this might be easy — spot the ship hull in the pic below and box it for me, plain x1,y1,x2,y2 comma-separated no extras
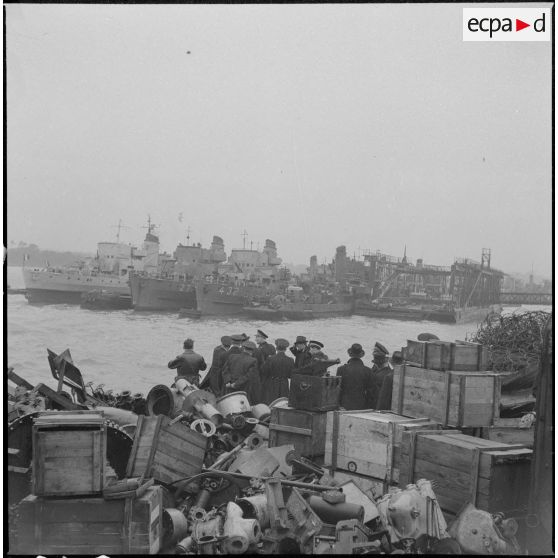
243,302,354,321
195,281,273,316
354,301,502,324
129,274,196,311
80,290,133,310
22,268,130,304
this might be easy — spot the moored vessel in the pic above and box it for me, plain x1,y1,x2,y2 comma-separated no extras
353,249,504,324
22,219,160,305
130,235,227,311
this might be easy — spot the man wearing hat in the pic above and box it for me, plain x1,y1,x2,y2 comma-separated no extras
370,342,392,410
199,335,232,396
295,341,340,376
168,338,207,387
254,329,276,377
260,338,295,404
222,340,261,405
289,335,313,369
336,343,374,410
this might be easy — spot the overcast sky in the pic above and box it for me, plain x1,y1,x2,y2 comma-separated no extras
5,3,552,276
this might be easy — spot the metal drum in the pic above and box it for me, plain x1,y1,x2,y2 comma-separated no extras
216,392,251,416
146,384,185,417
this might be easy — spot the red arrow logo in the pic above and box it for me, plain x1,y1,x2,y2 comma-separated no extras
516,19,530,31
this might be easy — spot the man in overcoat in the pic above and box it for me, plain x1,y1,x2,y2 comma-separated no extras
254,329,276,378
222,340,261,404
199,335,232,395
289,335,312,369
260,338,295,404
336,343,374,410
370,342,393,410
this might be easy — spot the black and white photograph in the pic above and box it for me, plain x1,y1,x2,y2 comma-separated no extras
5,2,553,555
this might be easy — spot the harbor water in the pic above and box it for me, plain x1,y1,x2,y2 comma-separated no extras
6,267,541,395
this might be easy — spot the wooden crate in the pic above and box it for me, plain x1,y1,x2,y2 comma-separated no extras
398,430,532,515
126,415,207,484
480,418,535,448
32,411,106,497
289,374,341,411
268,407,328,458
391,364,500,428
15,485,163,555
404,340,488,371
324,410,441,485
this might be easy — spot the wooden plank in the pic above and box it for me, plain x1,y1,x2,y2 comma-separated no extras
412,457,472,495
155,441,206,470
7,368,35,390
480,426,534,448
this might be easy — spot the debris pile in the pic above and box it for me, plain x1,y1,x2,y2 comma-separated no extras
470,311,550,391
8,343,535,554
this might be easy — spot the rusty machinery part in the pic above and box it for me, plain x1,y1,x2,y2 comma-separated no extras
103,419,135,479
449,503,520,555
229,413,247,430
190,418,217,437
162,508,189,548
191,513,225,544
171,470,244,503
175,536,194,554
223,501,262,554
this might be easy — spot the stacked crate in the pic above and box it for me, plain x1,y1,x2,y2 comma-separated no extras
323,410,441,499
15,411,163,555
391,339,533,518
269,374,341,460
394,340,500,428
398,429,532,517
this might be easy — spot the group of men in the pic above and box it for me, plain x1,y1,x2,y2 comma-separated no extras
167,331,402,410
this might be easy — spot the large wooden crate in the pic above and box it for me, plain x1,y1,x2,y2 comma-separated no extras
404,340,488,371
391,364,500,428
480,418,535,448
15,485,163,555
127,415,207,484
268,407,328,458
289,374,341,411
32,411,106,497
324,410,441,485
399,430,532,515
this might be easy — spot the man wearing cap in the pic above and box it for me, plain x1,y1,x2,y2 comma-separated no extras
289,335,312,369
199,335,232,395
254,330,276,376
260,338,295,404
168,338,207,387
336,343,374,410
222,340,261,404
370,342,393,410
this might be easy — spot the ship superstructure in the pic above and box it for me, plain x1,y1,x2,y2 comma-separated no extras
22,221,160,304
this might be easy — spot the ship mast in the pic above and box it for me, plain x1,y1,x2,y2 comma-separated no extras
113,219,130,243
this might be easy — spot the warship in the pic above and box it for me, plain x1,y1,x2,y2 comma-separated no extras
22,220,160,305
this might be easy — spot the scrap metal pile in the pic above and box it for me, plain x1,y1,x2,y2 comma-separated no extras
469,310,550,392
8,348,527,555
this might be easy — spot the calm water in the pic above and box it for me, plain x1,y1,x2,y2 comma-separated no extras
6,267,541,395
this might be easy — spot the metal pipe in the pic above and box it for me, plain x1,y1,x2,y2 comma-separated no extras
200,468,342,491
